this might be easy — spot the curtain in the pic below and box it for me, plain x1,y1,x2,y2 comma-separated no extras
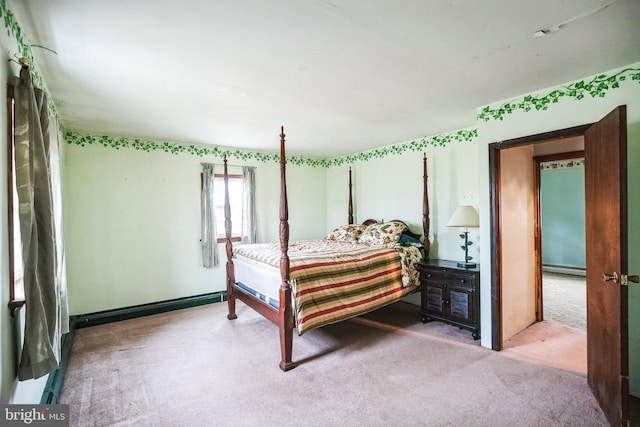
49,122,70,340
242,166,257,244
12,65,68,380
201,163,218,267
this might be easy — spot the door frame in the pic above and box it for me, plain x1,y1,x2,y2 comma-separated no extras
488,123,592,350
533,150,585,322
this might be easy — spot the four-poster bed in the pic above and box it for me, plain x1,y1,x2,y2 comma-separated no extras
223,127,430,371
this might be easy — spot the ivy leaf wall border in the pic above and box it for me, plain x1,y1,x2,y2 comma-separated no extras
3,1,638,168
63,64,640,167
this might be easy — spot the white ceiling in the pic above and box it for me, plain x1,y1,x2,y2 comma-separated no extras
9,0,640,158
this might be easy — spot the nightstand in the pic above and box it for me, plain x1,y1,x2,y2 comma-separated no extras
419,259,480,339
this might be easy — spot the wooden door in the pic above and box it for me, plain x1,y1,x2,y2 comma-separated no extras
584,105,629,426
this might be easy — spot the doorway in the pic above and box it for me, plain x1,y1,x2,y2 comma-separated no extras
491,136,588,372
488,125,590,350
535,150,586,333
488,107,634,425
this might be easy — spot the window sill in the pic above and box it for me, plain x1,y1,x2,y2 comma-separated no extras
216,237,242,244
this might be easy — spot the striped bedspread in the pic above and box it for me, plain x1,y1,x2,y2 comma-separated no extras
233,240,422,335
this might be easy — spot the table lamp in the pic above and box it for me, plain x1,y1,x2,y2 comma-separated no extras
446,205,479,268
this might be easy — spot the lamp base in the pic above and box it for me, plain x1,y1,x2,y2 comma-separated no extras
457,261,477,269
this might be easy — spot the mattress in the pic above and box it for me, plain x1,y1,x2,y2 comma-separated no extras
233,253,281,309
232,240,422,335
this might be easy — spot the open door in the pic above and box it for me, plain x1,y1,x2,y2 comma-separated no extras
584,105,629,426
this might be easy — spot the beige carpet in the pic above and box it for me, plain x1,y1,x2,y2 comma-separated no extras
542,272,586,330
59,301,607,427
502,272,587,374
502,320,587,374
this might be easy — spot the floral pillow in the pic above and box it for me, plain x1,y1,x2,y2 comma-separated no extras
359,221,407,247
325,224,367,243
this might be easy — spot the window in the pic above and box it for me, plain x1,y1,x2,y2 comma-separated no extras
201,164,256,269
214,174,244,242
11,175,24,299
7,84,24,302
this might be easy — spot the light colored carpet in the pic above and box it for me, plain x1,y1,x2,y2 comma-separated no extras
542,272,586,330
502,320,586,374
502,272,587,375
59,301,607,427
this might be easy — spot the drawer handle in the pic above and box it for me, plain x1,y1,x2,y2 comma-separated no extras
460,279,466,283
427,273,431,278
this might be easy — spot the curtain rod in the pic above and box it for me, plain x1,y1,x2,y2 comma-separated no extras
200,162,251,168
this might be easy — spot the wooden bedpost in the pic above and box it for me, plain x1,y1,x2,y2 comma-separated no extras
224,155,238,320
278,126,295,371
422,153,431,259
348,167,354,224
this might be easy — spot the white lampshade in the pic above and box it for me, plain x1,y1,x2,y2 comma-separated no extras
446,205,479,228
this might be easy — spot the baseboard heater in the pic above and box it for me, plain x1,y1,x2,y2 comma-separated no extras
41,291,227,404
542,265,586,276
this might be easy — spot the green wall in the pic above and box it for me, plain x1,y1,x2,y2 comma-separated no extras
63,143,327,315
540,166,586,269
326,138,480,264
628,118,640,397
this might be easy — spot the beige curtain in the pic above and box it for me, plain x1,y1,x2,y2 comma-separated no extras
12,65,69,380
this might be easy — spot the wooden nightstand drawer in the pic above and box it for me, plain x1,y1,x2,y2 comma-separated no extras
421,268,447,283
448,272,476,290
419,259,480,339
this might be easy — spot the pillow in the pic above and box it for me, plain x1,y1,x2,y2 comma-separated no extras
399,233,423,247
325,224,367,243
359,221,407,247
